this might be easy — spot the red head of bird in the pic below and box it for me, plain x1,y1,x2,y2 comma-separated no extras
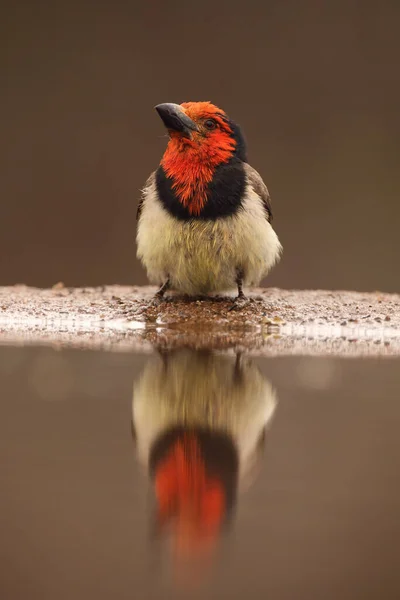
155,101,247,216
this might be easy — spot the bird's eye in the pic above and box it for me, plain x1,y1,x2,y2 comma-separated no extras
204,118,217,130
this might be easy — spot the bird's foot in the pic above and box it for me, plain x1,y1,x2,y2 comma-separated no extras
228,294,250,311
150,294,166,307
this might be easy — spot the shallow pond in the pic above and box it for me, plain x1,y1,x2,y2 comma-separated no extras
1,345,399,599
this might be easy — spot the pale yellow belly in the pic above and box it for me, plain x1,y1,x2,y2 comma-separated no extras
137,189,282,295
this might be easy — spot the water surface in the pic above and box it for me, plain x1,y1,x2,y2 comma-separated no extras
1,346,399,599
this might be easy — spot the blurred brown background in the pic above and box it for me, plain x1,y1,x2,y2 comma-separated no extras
1,0,399,292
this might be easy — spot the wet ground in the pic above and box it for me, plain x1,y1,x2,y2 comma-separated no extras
1,285,400,356
1,287,400,599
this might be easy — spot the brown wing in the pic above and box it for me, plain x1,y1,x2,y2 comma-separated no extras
243,163,273,222
136,172,156,221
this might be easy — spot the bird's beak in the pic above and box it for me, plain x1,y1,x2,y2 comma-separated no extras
155,103,198,137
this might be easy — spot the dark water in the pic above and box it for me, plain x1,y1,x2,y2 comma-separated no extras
1,346,399,600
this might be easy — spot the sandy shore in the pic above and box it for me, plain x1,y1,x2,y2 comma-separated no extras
0,285,399,357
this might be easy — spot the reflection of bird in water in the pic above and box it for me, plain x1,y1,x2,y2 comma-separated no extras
132,349,277,585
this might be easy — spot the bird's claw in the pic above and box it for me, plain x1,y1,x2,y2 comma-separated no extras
150,295,165,307
228,295,250,311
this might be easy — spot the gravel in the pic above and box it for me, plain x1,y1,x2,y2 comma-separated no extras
0,284,399,357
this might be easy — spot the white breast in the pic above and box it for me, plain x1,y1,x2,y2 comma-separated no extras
136,177,282,295
132,351,277,483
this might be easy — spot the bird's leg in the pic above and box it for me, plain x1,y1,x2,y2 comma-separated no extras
236,271,246,301
152,278,170,305
156,347,170,373
233,352,244,384
156,278,170,298
229,270,250,310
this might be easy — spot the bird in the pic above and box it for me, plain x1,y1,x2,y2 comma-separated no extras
131,349,278,577
136,101,282,306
